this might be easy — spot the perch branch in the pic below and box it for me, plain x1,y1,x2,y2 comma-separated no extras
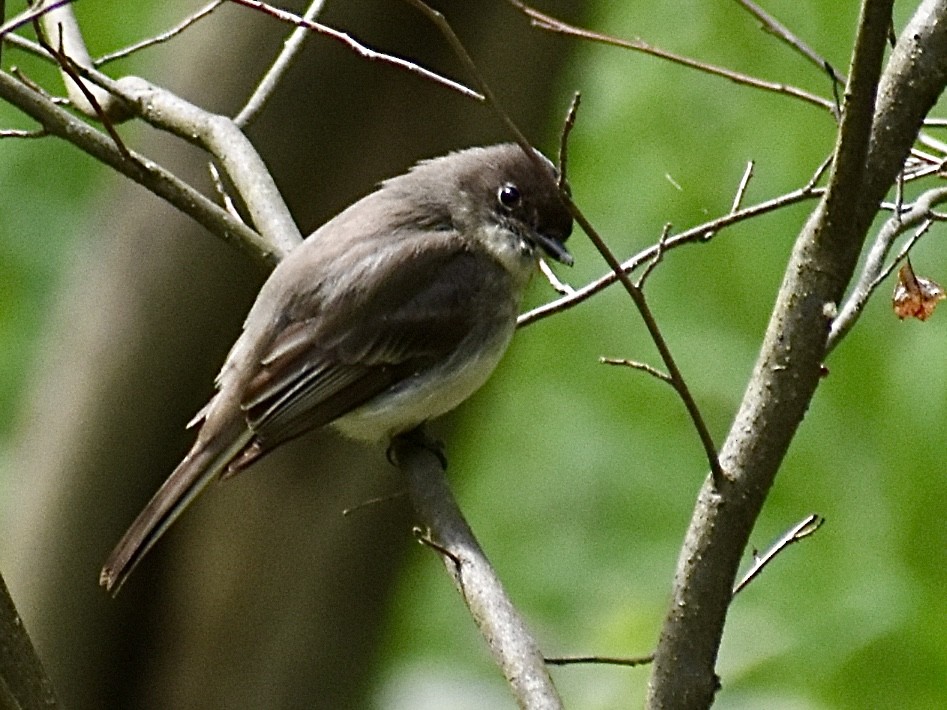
390,433,562,710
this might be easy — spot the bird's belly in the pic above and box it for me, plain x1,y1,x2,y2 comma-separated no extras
332,322,515,442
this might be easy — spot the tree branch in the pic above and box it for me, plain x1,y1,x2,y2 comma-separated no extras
648,1,947,706
518,173,826,328
23,2,301,259
0,69,282,265
389,433,562,710
509,0,835,115
234,0,327,129
0,571,60,709
828,185,947,351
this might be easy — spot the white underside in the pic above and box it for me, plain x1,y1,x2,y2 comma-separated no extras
331,321,515,442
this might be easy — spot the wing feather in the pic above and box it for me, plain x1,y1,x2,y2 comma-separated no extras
228,234,514,472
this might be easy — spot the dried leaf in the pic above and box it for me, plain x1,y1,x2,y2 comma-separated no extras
892,261,945,321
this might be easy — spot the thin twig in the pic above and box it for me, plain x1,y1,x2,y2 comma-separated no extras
732,514,825,595
95,0,225,65
0,126,46,137
508,0,834,115
600,357,672,384
805,154,834,190
519,166,827,328
735,0,947,169
413,526,462,570
207,160,245,222
34,18,132,159
867,220,931,289
636,222,672,288
0,0,73,41
731,160,755,213
539,258,575,295
557,91,580,189
228,0,483,101
828,185,947,351
732,0,843,93
10,66,65,103
341,491,406,517
0,32,48,60
894,169,905,217
546,653,654,668
235,0,326,128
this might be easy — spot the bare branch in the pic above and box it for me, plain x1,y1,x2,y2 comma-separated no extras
732,514,825,595
390,432,563,710
0,571,60,709
228,0,483,101
828,185,947,351
733,0,843,90
0,32,48,61
35,1,128,121
518,172,826,328
5,7,301,262
35,20,132,158
235,0,326,128
52,61,302,256
0,0,73,41
95,0,225,65
509,0,835,114
0,70,279,265
648,1,944,705
9,4,303,258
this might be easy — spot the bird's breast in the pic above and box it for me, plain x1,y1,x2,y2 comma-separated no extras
331,315,516,442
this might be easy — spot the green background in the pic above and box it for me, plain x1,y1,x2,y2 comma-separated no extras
2,2,944,708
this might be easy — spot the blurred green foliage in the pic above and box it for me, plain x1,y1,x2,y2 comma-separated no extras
1,2,944,709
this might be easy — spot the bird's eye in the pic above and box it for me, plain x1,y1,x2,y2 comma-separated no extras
497,183,521,209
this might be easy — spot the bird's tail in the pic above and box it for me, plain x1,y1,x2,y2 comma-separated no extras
99,427,252,595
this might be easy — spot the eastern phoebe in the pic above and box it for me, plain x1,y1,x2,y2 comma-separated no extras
100,143,573,593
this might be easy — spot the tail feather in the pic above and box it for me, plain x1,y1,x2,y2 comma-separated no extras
100,428,253,595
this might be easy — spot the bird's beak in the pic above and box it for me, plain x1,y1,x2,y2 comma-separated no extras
533,232,574,266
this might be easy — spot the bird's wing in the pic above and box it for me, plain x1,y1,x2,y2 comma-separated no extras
228,238,512,471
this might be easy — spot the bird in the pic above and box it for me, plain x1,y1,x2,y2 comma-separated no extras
99,143,574,593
